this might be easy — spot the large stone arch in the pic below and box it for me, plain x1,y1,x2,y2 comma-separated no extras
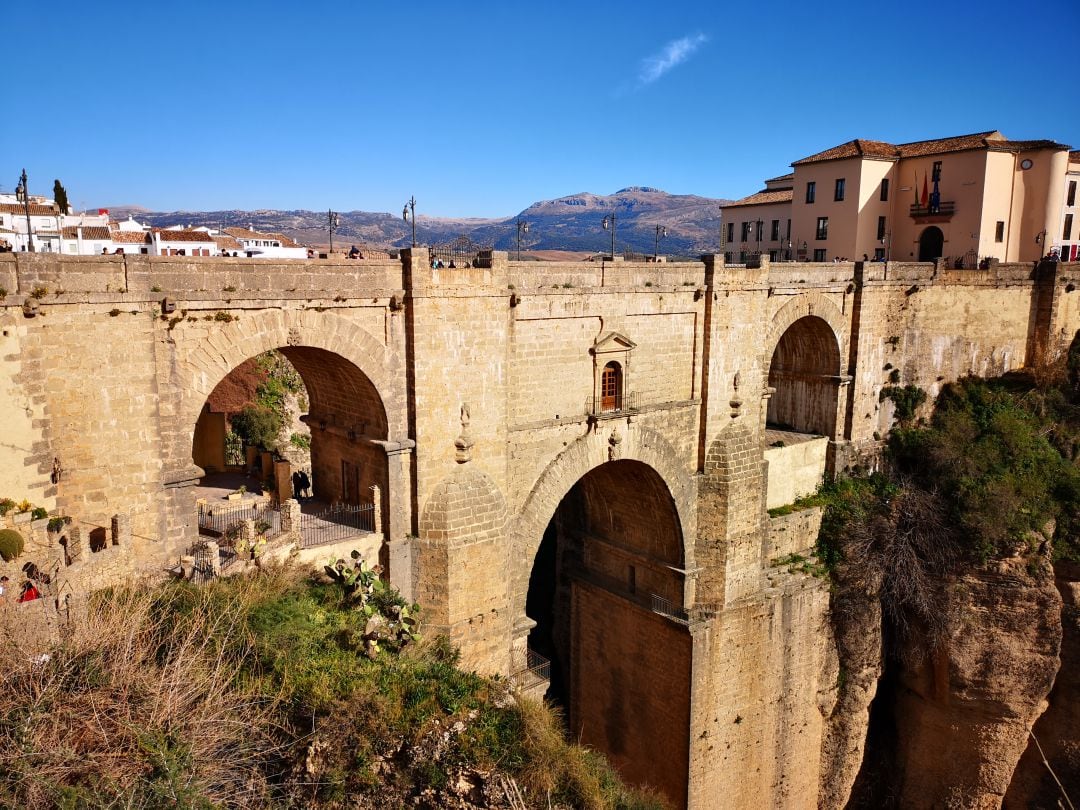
512,425,695,808
764,292,848,370
765,294,848,439
510,423,696,620
173,308,399,444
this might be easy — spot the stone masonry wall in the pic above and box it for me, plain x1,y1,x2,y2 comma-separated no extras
3,252,1080,809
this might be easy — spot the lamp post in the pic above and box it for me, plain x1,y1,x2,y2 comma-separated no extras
1035,229,1048,259
15,169,34,253
880,230,892,262
514,217,530,261
402,196,417,248
718,204,724,254
654,225,667,259
602,212,617,259
327,210,340,254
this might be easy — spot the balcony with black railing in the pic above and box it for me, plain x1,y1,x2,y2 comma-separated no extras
584,391,639,418
909,201,955,221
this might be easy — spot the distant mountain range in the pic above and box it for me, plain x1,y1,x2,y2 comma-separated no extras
104,187,732,256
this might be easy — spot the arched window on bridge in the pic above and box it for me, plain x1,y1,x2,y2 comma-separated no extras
600,361,623,412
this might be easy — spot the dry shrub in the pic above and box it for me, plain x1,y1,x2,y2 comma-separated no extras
514,696,667,810
836,480,960,658
0,580,281,808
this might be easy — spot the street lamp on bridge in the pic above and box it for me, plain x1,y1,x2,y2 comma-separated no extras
515,217,529,261
601,212,617,259
15,169,34,253
327,210,340,254
654,225,667,259
402,196,417,248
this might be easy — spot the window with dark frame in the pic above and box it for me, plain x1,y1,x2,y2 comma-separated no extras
786,219,791,239
813,248,827,262
834,178,845,201
1069,181,1077,208
932,161,942,182
770,220,780,240
726,222,734,243
815,217,828,240
806,182,816,203
995,221,1005,243
741,221,750,241
880,178,889,201
877,216,886,240
1065,214,1074,242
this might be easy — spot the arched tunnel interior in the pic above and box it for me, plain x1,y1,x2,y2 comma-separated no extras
192,346,390,530
767,315,842,437
525,459,691,806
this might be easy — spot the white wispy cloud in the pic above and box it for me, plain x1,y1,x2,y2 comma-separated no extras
638,33,708,86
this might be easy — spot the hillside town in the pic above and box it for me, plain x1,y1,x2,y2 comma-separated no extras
0,191,308,258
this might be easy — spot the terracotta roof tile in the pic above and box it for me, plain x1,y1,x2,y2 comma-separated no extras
223,227,300,247
153,228,216,243
213,234,243,251
61,226,112,240
1071,151,1080,164
763,172,794,183
793,131,1070,167
792,138,898,165
110,230,151,244
0,202,60,216
720,189,794,208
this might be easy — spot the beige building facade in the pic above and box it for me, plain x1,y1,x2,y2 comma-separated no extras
723,130,1072,266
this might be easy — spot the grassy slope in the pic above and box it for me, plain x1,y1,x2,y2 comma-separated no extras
0,568,664,810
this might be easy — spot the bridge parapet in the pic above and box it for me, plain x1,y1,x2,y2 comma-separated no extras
0,253,405,298
507,258,706,291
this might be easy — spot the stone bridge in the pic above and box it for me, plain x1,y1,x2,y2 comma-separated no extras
2,250,1079,808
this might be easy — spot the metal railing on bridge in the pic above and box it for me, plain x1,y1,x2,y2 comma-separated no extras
585,391,639,417
513,648,552,689
298,503,376,548
197,501,281,539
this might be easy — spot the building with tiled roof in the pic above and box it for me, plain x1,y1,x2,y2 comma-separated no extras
222,226,307,259
0,190,122,254
153,228,217,256
722,129,1074,264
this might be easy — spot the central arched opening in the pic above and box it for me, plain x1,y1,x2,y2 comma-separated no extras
191,346,389,561
767,315,841,438
525,459,690,807
766,315,841,508
918,225,944,261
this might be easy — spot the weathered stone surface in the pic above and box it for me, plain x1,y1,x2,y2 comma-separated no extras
889,555,1062,809
1,252,1079,809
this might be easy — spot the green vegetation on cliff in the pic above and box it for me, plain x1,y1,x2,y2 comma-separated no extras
807,340,1080,650
0,566,661,810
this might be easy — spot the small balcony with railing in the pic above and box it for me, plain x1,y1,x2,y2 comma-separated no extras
584,391,639,419
909,200,955,223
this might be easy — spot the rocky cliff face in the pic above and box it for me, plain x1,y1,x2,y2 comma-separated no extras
888,552,1062,808
1004,559,1080,809
818,555,883,809
831,549,1065,810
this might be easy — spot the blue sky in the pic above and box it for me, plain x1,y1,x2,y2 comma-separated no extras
4,0,1077,218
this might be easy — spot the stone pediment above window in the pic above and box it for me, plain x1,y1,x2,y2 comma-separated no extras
591,332,637,356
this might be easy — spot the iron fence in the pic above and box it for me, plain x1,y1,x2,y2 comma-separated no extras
197,501,280,538
429,236,494,269
650,593,691,626
513,648,551,688
185,539,246,584
299,503,376,548
584,391,639,417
